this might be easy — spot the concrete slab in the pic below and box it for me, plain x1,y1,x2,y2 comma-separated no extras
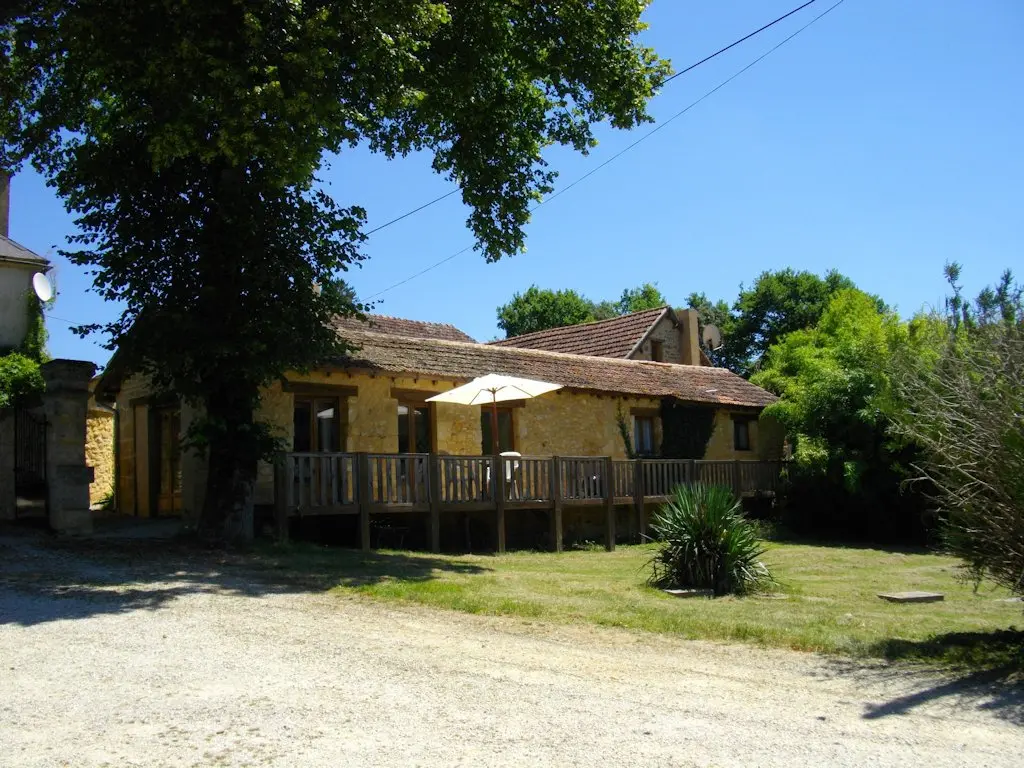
664,588,714,599
877,591,945,604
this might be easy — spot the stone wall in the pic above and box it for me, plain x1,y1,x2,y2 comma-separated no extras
514,391,662,458
111,367,784,516
41,359,96,534
86,407,114,506
631,315,683,364
702,410,786,461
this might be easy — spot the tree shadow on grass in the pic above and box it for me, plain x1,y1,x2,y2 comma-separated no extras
829,629,1024,727
0,532,490,627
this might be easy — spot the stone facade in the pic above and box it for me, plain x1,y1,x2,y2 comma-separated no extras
86,406,114,507
630,315,684,364
110,368,782,520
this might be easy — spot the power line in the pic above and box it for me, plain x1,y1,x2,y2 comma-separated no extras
364,189,459,236
363,0,823,239
365,0,846,301
662,0,820,85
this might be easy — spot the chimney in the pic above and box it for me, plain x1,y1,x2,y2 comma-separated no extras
0,171,9,238
679,308,701,366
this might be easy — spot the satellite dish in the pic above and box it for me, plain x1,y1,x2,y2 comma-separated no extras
32,272,53,302
701,324,723,351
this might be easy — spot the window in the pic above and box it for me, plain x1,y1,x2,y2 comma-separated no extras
397,403,432,453
650,340,664,362
481,408,515,454
733,418,752,452
633,415,655,456
293,396,343,452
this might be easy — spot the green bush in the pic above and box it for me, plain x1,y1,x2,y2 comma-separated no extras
648,484,771,596
0,352,45,409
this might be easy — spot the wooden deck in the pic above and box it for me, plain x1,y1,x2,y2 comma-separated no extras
273,453,787,552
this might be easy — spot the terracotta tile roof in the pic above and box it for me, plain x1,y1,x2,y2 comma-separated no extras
336,329,776,409
489,306,670,358
332,314,475,343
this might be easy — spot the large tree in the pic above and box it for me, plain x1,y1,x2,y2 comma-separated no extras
752,289,927,541
498,281,667,336
720,269,871,376
2,1,669,542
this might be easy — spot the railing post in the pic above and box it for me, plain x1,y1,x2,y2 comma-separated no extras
428,454,441,553
633,458,645,541
356,452,371,551
494,455,506,553
273,457,290,543
603,456,615,552
688,459,697,486
550,456,563,553
733,459,742,499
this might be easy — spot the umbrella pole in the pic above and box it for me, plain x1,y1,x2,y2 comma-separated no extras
491,390,500,456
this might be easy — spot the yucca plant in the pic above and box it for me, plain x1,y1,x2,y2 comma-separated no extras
648,484,771,596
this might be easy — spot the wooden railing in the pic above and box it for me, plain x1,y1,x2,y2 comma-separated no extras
275,453,787,551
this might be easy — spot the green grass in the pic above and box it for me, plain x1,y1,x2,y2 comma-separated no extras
255,541,1023,672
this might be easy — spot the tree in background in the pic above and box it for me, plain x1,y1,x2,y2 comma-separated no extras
718,269,870,376
2,1,669,543
498,282,667,337
752,289,927,541
496,286,596,337
892,266,1023,593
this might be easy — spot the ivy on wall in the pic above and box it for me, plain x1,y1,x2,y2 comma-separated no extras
659,398,716,459
0,293,48,409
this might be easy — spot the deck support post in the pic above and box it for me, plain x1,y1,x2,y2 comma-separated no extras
494,455,506,553
428,454,441,553
356,452,371,551
633,458,645,542
273,459,290,542
688,459,697,487
550,456,563,552
603,456,615,552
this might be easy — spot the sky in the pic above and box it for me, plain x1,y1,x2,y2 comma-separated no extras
6,0,1023,367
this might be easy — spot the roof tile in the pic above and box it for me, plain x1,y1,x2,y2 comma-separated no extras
489,306,669,358
337,329,776,409
333,314,475,343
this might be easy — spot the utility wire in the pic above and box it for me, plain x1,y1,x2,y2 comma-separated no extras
661,0,820,85
363,0,822,239
365,0,846,301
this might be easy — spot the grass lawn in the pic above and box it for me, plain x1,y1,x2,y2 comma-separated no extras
260,541,1023,670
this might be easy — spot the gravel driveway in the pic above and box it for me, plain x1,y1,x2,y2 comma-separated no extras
1,533,1021,767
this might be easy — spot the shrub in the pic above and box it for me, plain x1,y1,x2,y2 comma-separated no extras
648,484,771,596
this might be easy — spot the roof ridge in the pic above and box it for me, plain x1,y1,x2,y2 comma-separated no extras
490,305,669,345
346,327,728,376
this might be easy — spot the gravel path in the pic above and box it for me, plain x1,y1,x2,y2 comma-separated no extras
1,534,1021,767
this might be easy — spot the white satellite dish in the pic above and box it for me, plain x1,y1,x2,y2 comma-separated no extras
701,324,723,351
32,272,53,302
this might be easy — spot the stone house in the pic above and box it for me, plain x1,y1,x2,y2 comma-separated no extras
96,310,782,521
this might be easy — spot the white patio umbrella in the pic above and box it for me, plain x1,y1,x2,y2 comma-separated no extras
426,373,562,454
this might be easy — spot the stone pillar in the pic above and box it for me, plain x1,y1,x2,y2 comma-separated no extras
41,359,97,535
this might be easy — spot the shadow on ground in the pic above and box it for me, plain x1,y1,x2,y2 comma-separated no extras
828,629,1024,727
0,528,489,627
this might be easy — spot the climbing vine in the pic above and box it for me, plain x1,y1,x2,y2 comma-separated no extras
615,402,636,459
659,399,716,459
0,293,47,409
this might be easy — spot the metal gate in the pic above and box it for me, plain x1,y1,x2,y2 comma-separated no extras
13,408,47,515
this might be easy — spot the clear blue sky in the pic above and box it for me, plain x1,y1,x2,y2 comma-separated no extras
7,0,1022,367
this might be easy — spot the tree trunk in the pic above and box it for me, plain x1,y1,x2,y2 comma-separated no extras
198,392,258,546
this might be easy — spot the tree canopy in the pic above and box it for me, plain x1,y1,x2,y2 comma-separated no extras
497,282,666,337
1,1,669,542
